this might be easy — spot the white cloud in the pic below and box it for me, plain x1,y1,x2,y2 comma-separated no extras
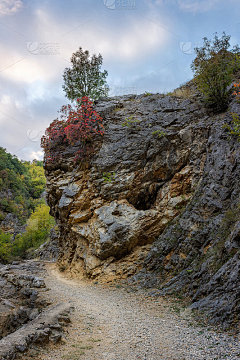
145,0,220,12
144,0,164,9
28,150,44,161
0,0,23,16
26,82,51,103
0,9,168,85
44,10,169,63
0,95,11,105
177,0,219,13
0,5,175,160
0,47,63,84
3,0,234,161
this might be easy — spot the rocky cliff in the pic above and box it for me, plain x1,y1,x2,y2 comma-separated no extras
44,91,240,328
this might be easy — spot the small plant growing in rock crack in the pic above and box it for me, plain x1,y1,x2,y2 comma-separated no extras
233,83,240,102
223,83,240,140
102,172,116,183
223,112,240,142
59,265,66,272
144,91,152,96
113,107,122,112
152,130,166,138
121,115,141,127
87,338,101,342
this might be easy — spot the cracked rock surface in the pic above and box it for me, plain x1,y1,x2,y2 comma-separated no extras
0,261,72,360
44,93,240,327
0,261,47,340
45,94,208,278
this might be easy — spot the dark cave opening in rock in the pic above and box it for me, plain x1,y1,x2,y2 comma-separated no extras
128,182,164,210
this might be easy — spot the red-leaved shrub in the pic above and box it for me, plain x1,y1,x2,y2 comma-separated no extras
41,97,104,164
233,83,240,101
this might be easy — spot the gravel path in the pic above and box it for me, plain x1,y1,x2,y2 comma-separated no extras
33,263,240,360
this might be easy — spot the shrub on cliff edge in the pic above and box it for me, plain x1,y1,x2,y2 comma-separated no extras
191,32,240,112
41,96,104,164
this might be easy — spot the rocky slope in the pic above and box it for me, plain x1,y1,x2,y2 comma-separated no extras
0,261,72,360
0,214,26,239
44,92,240,328
0,261,47,340
34,227,60,262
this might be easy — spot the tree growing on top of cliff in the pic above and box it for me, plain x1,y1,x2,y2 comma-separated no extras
191,32,240,112
62,47,109,102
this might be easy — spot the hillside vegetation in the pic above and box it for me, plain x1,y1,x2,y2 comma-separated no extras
0,147,46,223
0,201,55,262
0,148,55,263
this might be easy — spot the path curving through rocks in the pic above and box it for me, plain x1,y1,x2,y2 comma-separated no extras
31,263,240,360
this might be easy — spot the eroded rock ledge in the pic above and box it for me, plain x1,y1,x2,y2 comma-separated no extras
0,302,72,360
44,93,209,278
0,262,47,340
44,92,240,328
0,261,72,360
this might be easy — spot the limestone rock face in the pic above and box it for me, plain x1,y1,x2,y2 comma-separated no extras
44,93,240,327
139,99,240,329
44,94,208,278
35,227,60,261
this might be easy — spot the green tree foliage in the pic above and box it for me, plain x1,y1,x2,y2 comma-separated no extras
0,201,55,262
62,47,108,102
0,231,12,263
13,201,55,258
25,161,46,198
0,148,46,223
191,32,240,111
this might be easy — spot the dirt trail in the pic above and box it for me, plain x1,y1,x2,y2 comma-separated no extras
32,263,239,360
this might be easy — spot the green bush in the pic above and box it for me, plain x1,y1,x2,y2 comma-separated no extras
191,32,240,111
0,231,12,263
0,201,55,262
0,212,5,222
152,130,166,138
0,148,46,223
12,201,55,258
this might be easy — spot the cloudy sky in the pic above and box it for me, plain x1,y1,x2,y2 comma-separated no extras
0,0,239,161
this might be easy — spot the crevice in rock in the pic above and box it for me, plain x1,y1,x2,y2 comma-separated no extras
69,243,77,264
129,182,164,210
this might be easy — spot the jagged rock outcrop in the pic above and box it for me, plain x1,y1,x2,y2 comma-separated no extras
0,302,72,360
0,214,26,238
45,94,208,276
139,100,240,329
44,92,240,328
0,261,72,359
35,227,60,261
0,262,47,340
